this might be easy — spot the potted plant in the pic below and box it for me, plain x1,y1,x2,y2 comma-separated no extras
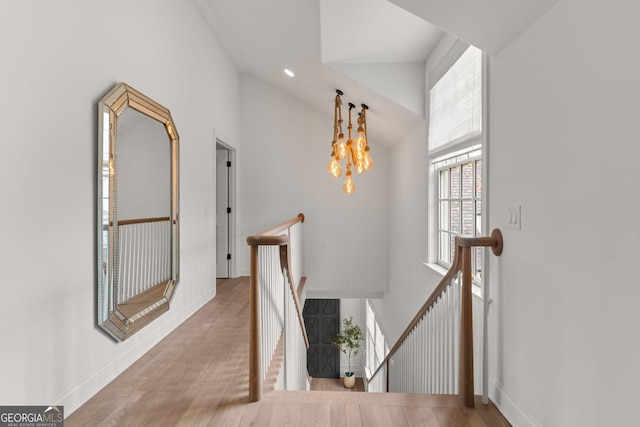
332,316,364,389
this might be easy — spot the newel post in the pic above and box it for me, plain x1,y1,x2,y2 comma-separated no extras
459,244,474,407
248,244,262,402
458,229,503,408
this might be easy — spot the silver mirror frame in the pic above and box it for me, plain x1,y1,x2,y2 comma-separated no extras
97,83,179,341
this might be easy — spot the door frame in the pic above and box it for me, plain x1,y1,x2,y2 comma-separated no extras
215,138,236,278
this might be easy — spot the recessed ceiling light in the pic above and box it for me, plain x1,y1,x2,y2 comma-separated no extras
284,68,295,77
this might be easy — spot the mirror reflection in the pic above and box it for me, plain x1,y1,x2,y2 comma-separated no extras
98,83,179,341
117,108,171,219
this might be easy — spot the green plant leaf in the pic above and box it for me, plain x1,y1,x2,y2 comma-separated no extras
332,316,364,374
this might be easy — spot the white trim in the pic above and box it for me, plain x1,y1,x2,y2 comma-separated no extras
480,50,491,405
490,379,542,427
431,142,482,165
423,261,448,277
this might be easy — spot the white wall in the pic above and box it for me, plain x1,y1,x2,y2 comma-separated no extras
369,121,438,342
329,62,426,115
0,0,239,414
237,75,391,298
488,0,640,425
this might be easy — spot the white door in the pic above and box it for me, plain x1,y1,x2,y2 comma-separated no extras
216,147,230,278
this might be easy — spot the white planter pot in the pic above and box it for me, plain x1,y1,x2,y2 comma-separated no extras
343,373,356,389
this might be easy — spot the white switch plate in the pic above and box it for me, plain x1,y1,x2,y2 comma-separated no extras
506,205,521,230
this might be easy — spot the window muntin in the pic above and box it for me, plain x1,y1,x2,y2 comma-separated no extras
434,148,482,278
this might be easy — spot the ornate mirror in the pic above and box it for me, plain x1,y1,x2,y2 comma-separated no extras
97,83,179,341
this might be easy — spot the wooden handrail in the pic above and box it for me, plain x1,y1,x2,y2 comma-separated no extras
247,213,305,242
246,212,308,348
246,234,289,247
113,216,170,226
367,229,503,407
246,213,308,402
279,244,309,350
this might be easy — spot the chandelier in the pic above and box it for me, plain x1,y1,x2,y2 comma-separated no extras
327,89,373,194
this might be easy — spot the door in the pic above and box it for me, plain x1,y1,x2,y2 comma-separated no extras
303,299,340,378
215,144,231,278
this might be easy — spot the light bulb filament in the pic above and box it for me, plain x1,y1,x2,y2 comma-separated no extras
343,169,355,194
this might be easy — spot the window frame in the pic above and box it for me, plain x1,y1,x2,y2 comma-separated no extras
433,146,482,272
426,44,489,290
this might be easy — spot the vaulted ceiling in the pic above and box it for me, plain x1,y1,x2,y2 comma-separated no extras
192,0,558,147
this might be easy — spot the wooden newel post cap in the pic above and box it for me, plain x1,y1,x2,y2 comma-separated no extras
491,229,503,256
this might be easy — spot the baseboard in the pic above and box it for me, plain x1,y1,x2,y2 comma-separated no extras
490,378,542,427
60,288,217,416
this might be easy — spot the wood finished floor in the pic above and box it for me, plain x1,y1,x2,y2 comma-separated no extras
310,377,365,392
67,277,510,427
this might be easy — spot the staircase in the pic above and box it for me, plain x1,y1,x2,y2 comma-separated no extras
247,213,510,425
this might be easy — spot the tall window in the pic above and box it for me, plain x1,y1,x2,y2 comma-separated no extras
428,45,484,280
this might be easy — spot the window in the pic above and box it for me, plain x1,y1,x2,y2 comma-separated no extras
428,45,484,280
434,148,483,278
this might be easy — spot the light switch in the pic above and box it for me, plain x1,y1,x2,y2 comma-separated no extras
506,206,521,230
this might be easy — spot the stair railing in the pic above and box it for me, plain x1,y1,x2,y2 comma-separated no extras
367,229,503,407
246,213,308,402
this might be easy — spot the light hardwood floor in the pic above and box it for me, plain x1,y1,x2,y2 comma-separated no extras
67,277,510,426
311,377,365,392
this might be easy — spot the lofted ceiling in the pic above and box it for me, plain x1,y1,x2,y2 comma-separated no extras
192,0,559,147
